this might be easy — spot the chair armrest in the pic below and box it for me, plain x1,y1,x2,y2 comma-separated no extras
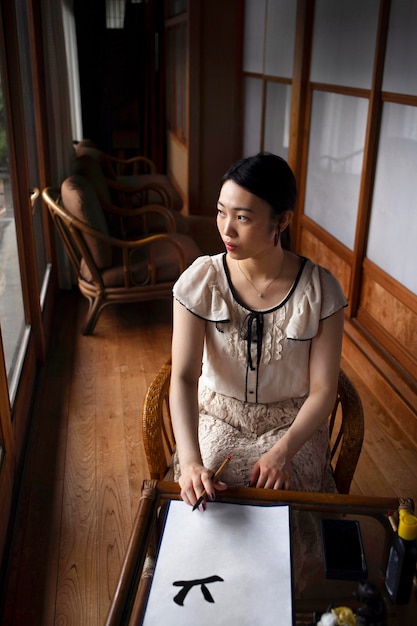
64,216,190,280
120,233,190,284
69,217,187,257
53,204,178,248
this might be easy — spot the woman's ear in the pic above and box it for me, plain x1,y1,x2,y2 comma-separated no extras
278,210,293,232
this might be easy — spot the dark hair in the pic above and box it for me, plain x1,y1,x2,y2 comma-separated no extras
221,152,297,217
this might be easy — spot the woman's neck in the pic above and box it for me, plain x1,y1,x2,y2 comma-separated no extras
236,248,285,282
233,249,286,300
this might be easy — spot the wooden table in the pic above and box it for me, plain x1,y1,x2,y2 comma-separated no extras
106,480,416,626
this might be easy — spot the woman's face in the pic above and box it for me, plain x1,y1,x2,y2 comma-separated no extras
216,180,277,260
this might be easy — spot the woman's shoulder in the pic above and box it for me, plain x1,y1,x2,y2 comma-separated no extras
173,253,230,321
283,257,346,339
297,257,347,315
174,253,225,284
302,257,344,291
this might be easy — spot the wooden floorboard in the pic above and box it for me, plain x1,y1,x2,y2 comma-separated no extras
1,291,417,625
341,357,417,503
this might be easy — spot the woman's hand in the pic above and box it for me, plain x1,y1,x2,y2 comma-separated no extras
249,446,292,490
179,464,228,510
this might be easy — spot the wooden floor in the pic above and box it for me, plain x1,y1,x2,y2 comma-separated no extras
2,290,417,625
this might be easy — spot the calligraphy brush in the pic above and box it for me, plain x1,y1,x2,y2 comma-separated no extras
192,455,232,511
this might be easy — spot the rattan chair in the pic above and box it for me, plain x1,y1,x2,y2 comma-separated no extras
141,363,364,494
42,178,200,335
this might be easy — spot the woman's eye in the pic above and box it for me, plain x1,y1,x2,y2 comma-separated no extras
237,214,248,222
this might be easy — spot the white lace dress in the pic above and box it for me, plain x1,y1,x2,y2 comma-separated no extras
172,253,347,493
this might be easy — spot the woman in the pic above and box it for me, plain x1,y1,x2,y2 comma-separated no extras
170,153,347,510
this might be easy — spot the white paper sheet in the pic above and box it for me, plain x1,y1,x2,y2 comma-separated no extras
142,500,293,625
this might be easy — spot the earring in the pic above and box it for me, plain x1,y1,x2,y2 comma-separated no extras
274,231,280,247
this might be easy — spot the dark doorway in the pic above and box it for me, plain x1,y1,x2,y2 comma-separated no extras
73,0,166,170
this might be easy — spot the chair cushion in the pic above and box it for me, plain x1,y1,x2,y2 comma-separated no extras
61,175,112,272
117,174,183,211
71,155,113,205
101,234,200,287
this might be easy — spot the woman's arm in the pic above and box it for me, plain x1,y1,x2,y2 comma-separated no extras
250,307,345,489
170,298,227,507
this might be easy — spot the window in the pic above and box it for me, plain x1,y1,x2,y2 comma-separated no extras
0,69,27,393
105,0,126,29
242,0,296,156
304,92,368,250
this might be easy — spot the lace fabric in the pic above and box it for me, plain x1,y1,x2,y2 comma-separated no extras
173,384,337,493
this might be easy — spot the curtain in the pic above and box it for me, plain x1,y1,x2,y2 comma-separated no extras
41,0,82,287
62,0,83,143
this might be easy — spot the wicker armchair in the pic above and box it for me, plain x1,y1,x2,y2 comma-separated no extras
142,362,364,494
73,139,183,211
42,177,200,335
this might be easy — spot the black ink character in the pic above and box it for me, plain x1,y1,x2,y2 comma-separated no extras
173,575,224,606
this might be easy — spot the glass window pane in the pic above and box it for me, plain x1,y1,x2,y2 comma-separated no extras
264,82,292,160
310,0,379,89
265,0,296,78
382,0,417,96
243,0,266,73
16,1,47,300
243,77,263,156
0,64,27,389
367,103,417,294
304,91,368,250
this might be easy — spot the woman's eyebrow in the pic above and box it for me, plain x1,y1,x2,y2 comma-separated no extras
217,201,255,213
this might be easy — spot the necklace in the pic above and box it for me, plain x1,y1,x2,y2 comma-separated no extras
237,256,285,298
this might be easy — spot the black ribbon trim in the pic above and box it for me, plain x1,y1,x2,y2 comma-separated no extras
245,311,264,371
